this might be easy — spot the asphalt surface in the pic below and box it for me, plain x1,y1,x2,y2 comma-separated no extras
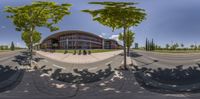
1,50,200,99
131,50,200,68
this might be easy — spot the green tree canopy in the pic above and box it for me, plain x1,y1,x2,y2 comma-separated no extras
5,1,72,65
5,1,71,32
118,30,135,55
22,31,41,48
83,2,146,31
166,44,170,49
190,45,194,49
181,43,184,48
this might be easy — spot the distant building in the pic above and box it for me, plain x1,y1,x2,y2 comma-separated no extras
135,43,139,49
36,30,121,50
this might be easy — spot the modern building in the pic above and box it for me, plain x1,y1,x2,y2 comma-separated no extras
37,30,121,50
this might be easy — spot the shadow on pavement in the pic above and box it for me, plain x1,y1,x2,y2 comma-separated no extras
129,52,143,58
0,65,24,93
34,57,45,62
0,65,17,82
119,52,143,58
41,66,114,83
12,51,30,66
129,52,159,66
134,64,200,93
133,58,158,67
12,51,45,66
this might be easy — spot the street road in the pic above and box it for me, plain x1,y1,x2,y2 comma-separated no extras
0,50,200,99
131,50,200,68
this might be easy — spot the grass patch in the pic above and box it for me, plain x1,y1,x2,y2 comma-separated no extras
0,50,10,52
132,49,200,53
55,50,74,53
55,49,120,53
153,50,200,53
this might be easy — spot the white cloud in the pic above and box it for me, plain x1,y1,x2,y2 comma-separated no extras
98,35,103,37
99,32,107,38
129,26,134,30
16,42,21,47
109,34,119,40
109,34,122,45
16,42,26,48
101,32,106,36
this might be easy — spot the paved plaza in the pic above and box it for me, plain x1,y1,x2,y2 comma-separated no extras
36,50,123,64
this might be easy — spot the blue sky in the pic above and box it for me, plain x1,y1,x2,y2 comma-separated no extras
0,0,200,47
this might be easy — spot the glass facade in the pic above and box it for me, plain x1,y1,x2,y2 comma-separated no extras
41,31,120,49
59,33,103,49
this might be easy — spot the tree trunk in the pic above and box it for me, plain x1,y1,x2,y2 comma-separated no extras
29,27,34,67
123,27,127,70
127,47,130,56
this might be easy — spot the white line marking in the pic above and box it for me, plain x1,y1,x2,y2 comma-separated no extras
149,56,157,60
52,64,66,70
88,67,98,71
194,59,200,62
164,94,187,97
0,55,15,61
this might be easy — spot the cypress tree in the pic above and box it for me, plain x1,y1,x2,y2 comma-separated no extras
150,39,152,51
146,38,148,51
152,39,154,51
147,39,150,51
147,39,149,51
10,41,15,51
